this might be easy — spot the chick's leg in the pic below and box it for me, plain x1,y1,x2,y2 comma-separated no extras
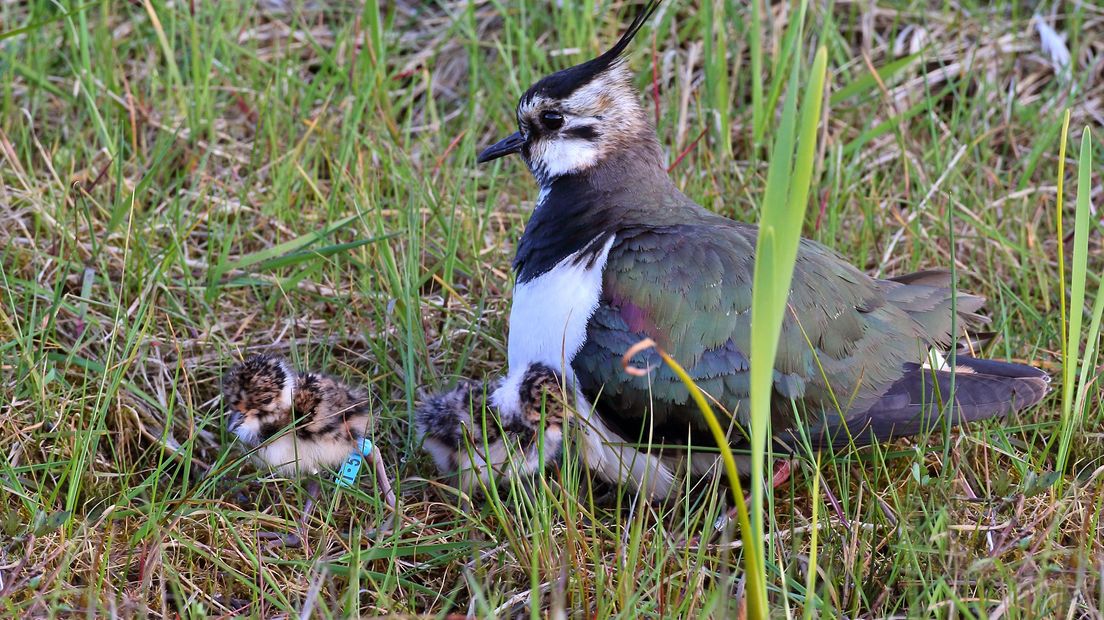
257,479,321,549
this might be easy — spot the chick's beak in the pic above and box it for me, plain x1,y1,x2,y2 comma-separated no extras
477,131,525,163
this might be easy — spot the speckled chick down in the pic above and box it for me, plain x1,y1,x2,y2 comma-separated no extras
222,354,375,476
416,363,569,492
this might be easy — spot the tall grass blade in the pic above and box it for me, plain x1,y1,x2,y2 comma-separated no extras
748,44,828,617
651,347,756,612
1056,128,1097,476
1054,110,1071,429
801,452,822,620
749,0,764,150
831,52,920,106
205,214,359,297
759,0,809,143
704,0,731,158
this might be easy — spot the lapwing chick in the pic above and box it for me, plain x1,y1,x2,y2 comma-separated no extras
475,0,1050,500
222,354,395,544
416,363,568,494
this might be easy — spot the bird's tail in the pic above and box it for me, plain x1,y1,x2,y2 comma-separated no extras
795,355,1050,449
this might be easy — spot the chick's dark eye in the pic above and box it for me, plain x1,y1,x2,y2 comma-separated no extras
540,111,564,131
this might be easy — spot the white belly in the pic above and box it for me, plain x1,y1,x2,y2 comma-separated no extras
507,236,615,370
491,233,677,498
493,235,615,414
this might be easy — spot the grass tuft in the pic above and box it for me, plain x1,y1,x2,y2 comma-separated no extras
1,1,1101,617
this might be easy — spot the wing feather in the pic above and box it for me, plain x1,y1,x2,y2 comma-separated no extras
573,222,1038,448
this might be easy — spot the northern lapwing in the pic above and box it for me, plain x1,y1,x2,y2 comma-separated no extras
222,354,395,545
417,363,569,493
475,0,1050,499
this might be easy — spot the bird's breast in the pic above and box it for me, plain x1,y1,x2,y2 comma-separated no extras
506,234,615,375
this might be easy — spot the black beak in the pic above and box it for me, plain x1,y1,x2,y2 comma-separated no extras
227,410,242,432
477,132,525,163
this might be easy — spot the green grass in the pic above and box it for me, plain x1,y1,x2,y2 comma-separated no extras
2,1,1103,617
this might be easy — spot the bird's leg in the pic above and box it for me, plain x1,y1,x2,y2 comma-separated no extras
302,478,320,522
705,459,852,542
819,473,849,525
710,459,794,534
366,449,398,535
769,458,793,489
258,479,321,549
371,449,396,511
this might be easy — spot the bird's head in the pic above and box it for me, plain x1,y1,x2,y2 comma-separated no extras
477,1,663,187
222,354,296,447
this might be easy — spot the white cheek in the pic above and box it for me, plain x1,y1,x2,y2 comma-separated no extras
234,419,261,446
537,138,599,178
278,360,296,408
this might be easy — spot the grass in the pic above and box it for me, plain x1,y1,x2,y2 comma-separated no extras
2,0,1103,617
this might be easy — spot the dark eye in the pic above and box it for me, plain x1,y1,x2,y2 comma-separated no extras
540,110,564,131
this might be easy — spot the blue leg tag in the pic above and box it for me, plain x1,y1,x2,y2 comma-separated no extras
335,437,374,488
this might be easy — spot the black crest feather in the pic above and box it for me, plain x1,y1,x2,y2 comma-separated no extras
522,0,662,104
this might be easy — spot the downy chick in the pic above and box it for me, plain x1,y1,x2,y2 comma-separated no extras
416,363,568,493
223,354,376,475
222,353,396,524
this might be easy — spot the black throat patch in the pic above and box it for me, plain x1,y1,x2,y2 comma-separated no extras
513,175,619,284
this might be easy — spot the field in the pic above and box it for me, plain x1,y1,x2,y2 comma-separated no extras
2,0,1103,617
